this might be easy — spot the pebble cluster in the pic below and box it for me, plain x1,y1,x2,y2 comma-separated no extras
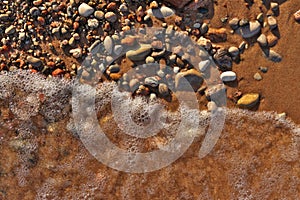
0,0,299,110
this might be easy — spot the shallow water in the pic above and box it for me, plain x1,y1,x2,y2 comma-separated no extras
0,71,299,199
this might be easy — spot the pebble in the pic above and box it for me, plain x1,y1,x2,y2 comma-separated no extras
129,79,140,92
267,34,278,47
294,10,300,21
158,83,169,96
108,65,120,73
207,101,217,112
144,77,159,87
213,48,232,71
270,2,279,12
78,3,94,17
175,69,203,91
126,44,152,61
105,12,117,23
198,60,210,72
94,11,104,20
147,6,175,19
173,66,180,74
220,71,237,82
239,18,249,27
267,16,277,30
228,46,240,57
264,49,282,62
238,21,261,38
193,23,201,29
88,19,99,28
69,48,82,58
205,84,226,101
5,25,16,35
104,36,114,55
257,34,268,47
256,13,264,23
229,17,239,30
237,93,260,108
114,45,123,55
253,72,262,81
29,7,40,17
146,56,155,64
200,23,209,34
150,93,157,101
27,56,42,67
259,66,268,73
0,14,9,22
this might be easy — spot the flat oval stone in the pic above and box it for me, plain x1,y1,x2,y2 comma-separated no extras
104,36,114,55
27,56,42,67
237,93,260,108
147,6,175,19
238,21,261,38
220,71,237,82
229,17,239,30
126,44,152,61
198,60,210,72
5,25,16,35
78,3,94,17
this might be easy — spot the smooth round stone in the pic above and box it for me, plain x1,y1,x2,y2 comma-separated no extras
220,71,237,82
78,3,94,17
207,101,217,112
158,83,169,96
27,56,42,67
198,60,210,72
237,93,260,108
126,44,152,61
145,56,155,64
238,21,261,38
294,10,300,21
253,72,262,81
68,37,76,47
105,12,117,23
147,6,175,19
144,77,159,87
229,17,239,30
103,36,114,55
19,32,26,40
94,11,104,20
5,25,16,35
228,46,239,57
114,45,123,55
264,49,282,62
257,34,267,47
267,16,277,30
